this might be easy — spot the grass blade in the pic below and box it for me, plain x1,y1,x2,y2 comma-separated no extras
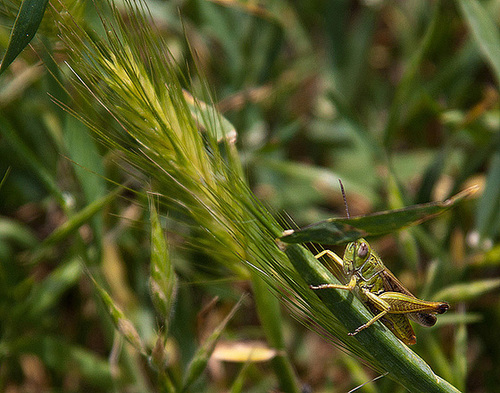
458,0,500,85
13,257,81,322
251,273,301,393
182,296,243,391
91,274,147,356
281,186,478,244
31,186,122,263
433,278,500,303
475,150,500,242
0,0,49,74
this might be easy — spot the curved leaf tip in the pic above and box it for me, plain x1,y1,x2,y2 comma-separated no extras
280,185,479,245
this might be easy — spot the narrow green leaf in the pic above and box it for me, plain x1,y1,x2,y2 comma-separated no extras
14,257,81,321
64,117,106,243
335,7,378,106
383,1,441,147
228,359,252,393
0,117,65,206
425,335,454,385
30,186,122,264
182,296,243,391
280,186,478,244
0,217,38,249
0,168,11,190
342,355,378,393
435,312,482,325
433,278,500,303
251,273,301,393
183,90,237,143
475,150,500,241
458,0,500,85
0,0,50,74
453,306,467,391
92,275,146,356
4,335,113,389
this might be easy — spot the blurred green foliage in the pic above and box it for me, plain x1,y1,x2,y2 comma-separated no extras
1,0,499,392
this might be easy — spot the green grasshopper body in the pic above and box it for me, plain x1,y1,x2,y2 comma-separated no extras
311,239,449,345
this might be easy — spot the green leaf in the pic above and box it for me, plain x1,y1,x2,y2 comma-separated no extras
342,355,380,393
0,217,38,249
453,307,467,391
183,90,237,143
250,273,301,393
13,257,82,321
0,117,65,206
3,335,113,389
0,168,11,190
91,275,146,356
433,278,500,303
182,297,243,391
64,117,107,244
383,1,441,148
228,359,252,393
280,186,478,244
30,186,123,264
0,0,50,74
435,312,482,325
475,150,500,241
458,0,500,85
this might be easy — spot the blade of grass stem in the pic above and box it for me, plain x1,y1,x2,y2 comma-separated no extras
251,272,301,393
182,296,243,391
0,118,65,206
0,0,49,74
30,186,123,264
458,0,500,85
383,1,441,148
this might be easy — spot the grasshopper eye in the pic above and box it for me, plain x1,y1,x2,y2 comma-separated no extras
357,242,369,259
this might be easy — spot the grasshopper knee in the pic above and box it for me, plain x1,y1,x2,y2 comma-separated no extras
437,302,449,314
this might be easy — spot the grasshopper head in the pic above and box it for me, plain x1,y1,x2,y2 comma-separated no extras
343,239,371,274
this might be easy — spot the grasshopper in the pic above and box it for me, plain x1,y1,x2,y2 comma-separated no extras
310,182,449,345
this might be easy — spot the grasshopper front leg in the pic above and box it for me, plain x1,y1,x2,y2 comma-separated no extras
314,249,345,268
310,281,387,336
309,275,357,291
309,249,355,291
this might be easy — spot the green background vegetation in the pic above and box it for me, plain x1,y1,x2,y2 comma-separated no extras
1,0,500,392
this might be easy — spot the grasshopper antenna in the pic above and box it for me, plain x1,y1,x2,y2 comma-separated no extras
339,179,350,219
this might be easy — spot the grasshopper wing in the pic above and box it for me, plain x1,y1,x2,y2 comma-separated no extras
380,268,416,297
408,312,437,327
